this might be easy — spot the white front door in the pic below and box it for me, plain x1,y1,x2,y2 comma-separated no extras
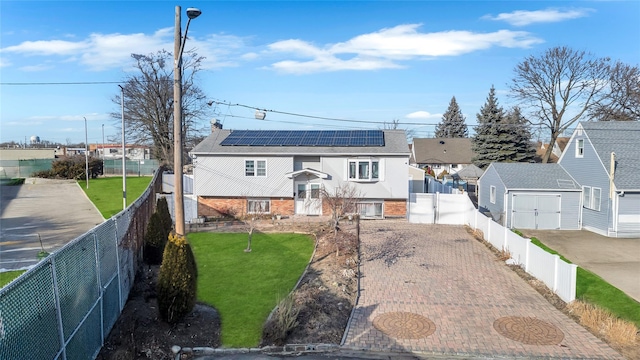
295,182,322,215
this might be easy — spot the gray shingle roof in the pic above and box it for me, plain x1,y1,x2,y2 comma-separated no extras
489,163,580,190
191,129,410,155
412,138,474,164
579,121,640,190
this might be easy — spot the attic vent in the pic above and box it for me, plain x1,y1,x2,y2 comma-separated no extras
557,179,576,189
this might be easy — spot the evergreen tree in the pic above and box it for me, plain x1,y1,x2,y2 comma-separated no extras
435,96,468,138
157,232,198,324
503,107,536,163
472,86,508,168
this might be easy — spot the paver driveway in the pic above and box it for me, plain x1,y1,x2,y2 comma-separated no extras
342,221,622,359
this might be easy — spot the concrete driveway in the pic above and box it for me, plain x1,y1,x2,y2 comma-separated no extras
0,178,105,271
520,229,640,303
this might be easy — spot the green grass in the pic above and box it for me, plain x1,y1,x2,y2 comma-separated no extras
188,232,314,348
0,178,25,186
80,176,152,218
529,236,640,328
0,270,25,288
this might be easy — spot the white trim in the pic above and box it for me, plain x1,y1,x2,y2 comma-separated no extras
490,185,496,204
575,139,584,158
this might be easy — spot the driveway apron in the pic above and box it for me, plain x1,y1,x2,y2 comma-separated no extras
342,221,622,359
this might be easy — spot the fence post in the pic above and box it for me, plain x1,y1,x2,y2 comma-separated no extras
524,238,531,272
553,254,560,292
50,257,67,360
92,231,104,345
569,264,578,302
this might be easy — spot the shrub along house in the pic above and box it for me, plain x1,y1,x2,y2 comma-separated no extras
189,129,410,219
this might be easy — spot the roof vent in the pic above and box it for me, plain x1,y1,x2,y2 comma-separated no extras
439,140,445,144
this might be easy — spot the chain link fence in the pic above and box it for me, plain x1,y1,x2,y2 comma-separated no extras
0,167,163,360
0,159,54,178
102,159,160,176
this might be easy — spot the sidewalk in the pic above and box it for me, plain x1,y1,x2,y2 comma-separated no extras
342,222,622,359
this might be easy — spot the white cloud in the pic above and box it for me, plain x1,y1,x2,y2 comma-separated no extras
19,64,54,72
266,24,542,74
0,28,247,71
405,111,440,119
484,8,593,26
0,57,10,67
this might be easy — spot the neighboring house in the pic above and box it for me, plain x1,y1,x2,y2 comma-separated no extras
535,137,570,163
408,165,425,193
90,144,152,160
478,163,582,230
558,121,640,238
479,121,640,238
190,129,410,219
411,138,474,176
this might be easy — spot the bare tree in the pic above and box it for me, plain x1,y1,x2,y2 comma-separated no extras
590,61,640,122
240,198,269,253
320,182,363,256
110,50,210,166
382,119,415,142
510,46,610,163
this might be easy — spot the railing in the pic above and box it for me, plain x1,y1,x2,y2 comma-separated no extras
0,169,163,360
409,193,577,303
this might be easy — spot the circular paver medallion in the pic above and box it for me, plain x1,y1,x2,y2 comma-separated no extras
493,316,564,345
373,312,436,339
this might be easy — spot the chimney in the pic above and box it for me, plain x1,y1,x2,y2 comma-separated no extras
211,119,222,132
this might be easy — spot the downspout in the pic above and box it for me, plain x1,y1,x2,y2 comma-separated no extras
609,152,616,234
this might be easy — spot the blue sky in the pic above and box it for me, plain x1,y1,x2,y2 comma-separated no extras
1,1,639,145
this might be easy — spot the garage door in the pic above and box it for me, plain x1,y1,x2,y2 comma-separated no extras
512,194,561,230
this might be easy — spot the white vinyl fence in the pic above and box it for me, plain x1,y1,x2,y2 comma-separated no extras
409,193,577,303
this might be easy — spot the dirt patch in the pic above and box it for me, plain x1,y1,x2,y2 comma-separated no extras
97,220,358,359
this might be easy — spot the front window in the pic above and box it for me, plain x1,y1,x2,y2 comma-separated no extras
490,185,496,204
247,199,270,214
245,160,266,177
357,201,383,219
348,159,379,181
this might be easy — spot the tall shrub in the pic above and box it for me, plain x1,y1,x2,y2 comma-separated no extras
144,212,166,265
156,197,173,235
157,232,198,324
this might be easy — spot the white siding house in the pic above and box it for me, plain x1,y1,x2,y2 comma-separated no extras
190,129,410,219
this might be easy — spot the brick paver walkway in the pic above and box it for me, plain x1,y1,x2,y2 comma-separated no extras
342,222,622,359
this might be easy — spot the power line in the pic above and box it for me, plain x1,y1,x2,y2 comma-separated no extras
0,81,126,85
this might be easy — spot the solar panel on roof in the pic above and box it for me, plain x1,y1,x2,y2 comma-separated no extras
220,130,385,147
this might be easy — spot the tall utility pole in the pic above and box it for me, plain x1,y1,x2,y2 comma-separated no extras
84,117,89,189
173,5,201,235
119,84,126,210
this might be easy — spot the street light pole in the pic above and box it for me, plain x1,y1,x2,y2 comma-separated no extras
119,84,126,210
173,5,201,236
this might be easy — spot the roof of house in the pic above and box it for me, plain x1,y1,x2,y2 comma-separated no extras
412,138,474,164
486,163,581,190
191,129,410,156
578,121,640,190
535,137,570,163
454,164,484,180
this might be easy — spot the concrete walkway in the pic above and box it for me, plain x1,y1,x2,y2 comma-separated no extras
520,229,640,303
0,178,104,270
342,222,622,359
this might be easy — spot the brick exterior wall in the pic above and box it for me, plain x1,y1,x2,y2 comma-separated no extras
198,196,295,217
384,199,407,217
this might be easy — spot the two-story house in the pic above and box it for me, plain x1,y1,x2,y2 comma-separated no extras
190,129,410,219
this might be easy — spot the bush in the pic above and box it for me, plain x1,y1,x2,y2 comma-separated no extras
437,169,449,179
262,292,299,345
157,232,198,324
156,197,173,234
33,155,103,179
144,212,166,265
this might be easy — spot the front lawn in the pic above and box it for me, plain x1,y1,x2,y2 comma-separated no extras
80,176,152,218
188,232,314,348
0,270,25,288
